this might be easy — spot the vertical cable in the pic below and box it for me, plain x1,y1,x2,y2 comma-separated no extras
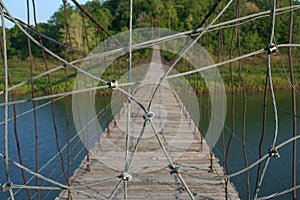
208,57,217,174
65,68,72,199
125,0,133,172
236,0,250,199
288,1,297,199
124,1,133,199
32,0,69,188
200,74,204,147
103,38,111,138
217,4,227,198
224,3,236,197
104,89,111,137
71,0,119,46
269,1,278,148
63,0,74,61
148,0,233,111
254,1,278,199
81,6,91,173
26,0,40,199
62,0,73,197
205,32,213,174
255,66,268,190
0,9,28,199
1,2,14,200
8,75,31,200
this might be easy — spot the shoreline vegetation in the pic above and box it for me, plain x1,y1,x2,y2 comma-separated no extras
1,47,299,96
162,49,300,93
0,49,152,96
0,0,299,96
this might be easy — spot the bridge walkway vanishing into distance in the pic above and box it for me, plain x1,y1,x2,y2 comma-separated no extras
1,1,299,199
56,46,240,200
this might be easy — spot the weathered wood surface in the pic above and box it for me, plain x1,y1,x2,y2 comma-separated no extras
56,46,239,200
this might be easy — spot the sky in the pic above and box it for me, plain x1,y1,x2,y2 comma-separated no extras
2,0,90,28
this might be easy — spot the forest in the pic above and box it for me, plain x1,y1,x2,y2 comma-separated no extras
2,0,299,58
1,0,300,93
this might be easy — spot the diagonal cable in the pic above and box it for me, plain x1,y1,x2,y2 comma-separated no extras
254,0,279,198
10,97,121,198
125,120,147,172
1,3,14,200
257,184,300,200
0,1,121,95
0,153,69,190
123,0,134,198
149,120,195,200
108,179,123,200
147,0,234,111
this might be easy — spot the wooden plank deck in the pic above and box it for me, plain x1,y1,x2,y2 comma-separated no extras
56,46,240,200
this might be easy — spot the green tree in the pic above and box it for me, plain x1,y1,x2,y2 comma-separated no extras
83,0,113,43
59,12,95,53
164,0,178,29
136,11,151,27
8,26,30,59
151,0,165,21
37,22,64,57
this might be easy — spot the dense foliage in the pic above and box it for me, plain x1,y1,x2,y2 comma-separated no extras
3,0,300,59
1,0,300,94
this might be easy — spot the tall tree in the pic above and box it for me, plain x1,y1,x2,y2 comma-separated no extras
59,12,95,53
164,0,178,29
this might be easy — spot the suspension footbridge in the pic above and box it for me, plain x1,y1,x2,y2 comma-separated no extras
1,0,300,200
56,45,239,200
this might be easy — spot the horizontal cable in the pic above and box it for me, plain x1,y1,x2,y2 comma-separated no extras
11,97,121,197
116,43,299,88
0,61,78,96
0,153,69,189
1,6,298,99
0,85,108,106
166,48,265,79
71,5,300,62
11,184,61,191
198,5,300,36
0,96,64,125
257,184,300,200
1,43,298,107
181,134,300,181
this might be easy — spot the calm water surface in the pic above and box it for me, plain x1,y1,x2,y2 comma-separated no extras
0,91,299,199
210,91,300,199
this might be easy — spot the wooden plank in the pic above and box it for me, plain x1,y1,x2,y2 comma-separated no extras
56,46,239,200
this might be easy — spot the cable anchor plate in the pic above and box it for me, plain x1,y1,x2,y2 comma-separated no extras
269,147,280,157
143,112,154,120
118,172,132,181
1,182,13,192
265,43,278,54
169,165,181,175
107,78,118,90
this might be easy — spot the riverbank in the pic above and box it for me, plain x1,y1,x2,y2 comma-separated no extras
0,49,151,96
0,50,299,96
161,49,300,93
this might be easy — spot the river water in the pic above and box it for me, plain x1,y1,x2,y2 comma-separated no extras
211,91,300,199
0,91,299,199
